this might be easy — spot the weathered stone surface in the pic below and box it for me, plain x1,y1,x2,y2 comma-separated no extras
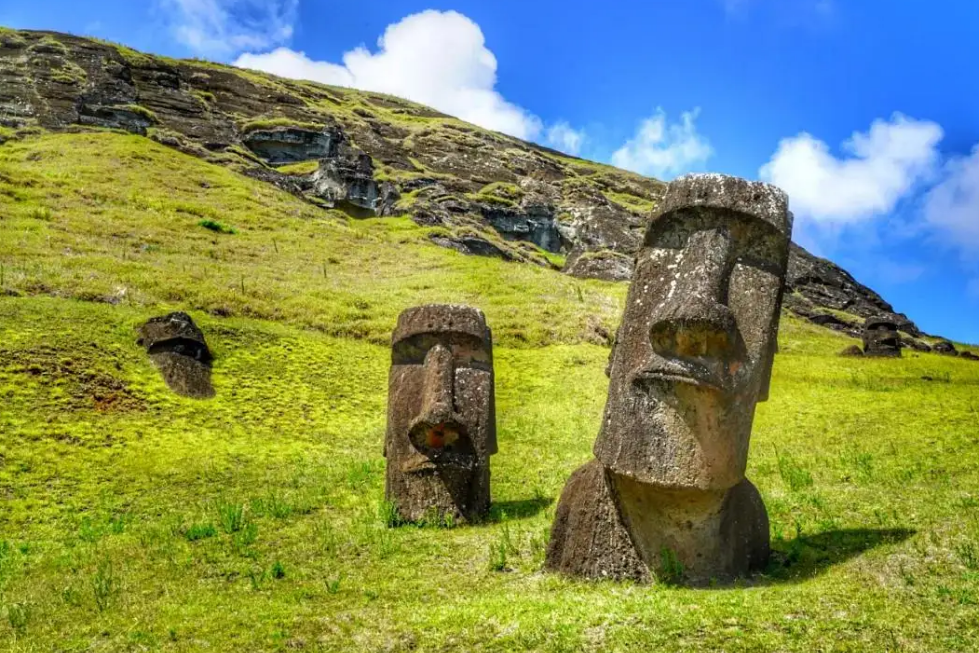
961,350,979,361
546,174,791,584
384,304,496,523
862,318,901,358
786,244,919,337
839,345,864,357
782,298,860,338
546,460,650,582
934,341,958,355
902,336,932,353
564,249,634,281
482,205,564,253
77,105,154,135
243,127,339,164
311,142,400,216
137,312,214,398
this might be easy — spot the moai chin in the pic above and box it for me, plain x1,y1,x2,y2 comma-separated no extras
546,174,793,584
384,304,496,524
862,318,901,358
137,312,214,399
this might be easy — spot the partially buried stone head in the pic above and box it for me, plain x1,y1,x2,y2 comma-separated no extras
384,304,496,523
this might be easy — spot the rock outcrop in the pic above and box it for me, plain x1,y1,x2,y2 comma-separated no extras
0,29,928,338
784,245,919,337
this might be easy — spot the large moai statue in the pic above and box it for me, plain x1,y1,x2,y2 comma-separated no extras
862,318,901,357
384,304,496,523
546,174,793,584
138,312,214,398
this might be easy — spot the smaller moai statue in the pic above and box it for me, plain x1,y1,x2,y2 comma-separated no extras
384,304,496,523
861,318,901,357
138,312,214,398
546,174,793,585
934,341,958,356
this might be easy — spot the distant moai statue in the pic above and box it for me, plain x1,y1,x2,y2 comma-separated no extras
384,304,496,523
933,341,958,356
138,312,214,398
862,318,901,357
546,174,793,584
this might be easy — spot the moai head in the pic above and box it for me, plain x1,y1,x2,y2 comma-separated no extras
594,174,792,491
138,312,214,399
862,318,901,357
934,340,958,356
384,304,496,523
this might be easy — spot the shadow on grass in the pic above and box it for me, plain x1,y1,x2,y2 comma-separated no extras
487,497,554,522
762,527,915,584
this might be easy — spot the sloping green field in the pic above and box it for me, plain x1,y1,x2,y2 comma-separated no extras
1,131,978,651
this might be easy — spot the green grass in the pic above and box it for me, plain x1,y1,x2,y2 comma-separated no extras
0,131,624,346
198,218,237,235
26,35,68,55
240,118,327,135
1,129,978,651
124,104,158,124
603,189,658,213
276,160,320,176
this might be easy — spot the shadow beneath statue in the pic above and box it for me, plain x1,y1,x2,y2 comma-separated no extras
759,527,915,585
487,497,554,522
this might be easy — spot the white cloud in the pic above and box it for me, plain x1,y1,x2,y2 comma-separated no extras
545,122,585,156
760,114,943,223
922,145,979,258
610,109,713,179
233,10,547,141
159,0,298,58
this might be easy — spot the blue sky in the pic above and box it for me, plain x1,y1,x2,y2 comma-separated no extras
3,0,978,343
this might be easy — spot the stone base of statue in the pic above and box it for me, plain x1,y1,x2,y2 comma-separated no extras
545,461,769,584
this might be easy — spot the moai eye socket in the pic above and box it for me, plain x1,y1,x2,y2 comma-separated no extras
391,333,491,370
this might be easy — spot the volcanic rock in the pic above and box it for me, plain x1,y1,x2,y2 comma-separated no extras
137,312,214,398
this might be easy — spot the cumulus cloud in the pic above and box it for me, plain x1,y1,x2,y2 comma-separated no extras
234,10,548,141
159,0,298,57
545,122,585,156
922,145,979,258
610,109,713,179
760,114,943,223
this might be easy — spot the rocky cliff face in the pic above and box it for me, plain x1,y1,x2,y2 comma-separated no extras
0,28,923,339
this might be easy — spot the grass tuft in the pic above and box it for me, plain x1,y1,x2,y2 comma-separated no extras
198,218,237,234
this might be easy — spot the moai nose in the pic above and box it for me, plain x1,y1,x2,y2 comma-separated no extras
648,229,739,360
420,343,454,424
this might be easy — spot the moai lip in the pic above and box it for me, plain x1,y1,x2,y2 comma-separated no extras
384,304,496,524
546,174,793,585
137,312,214,399
862,318,902,358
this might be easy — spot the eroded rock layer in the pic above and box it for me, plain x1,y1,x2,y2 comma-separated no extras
0,28,921,336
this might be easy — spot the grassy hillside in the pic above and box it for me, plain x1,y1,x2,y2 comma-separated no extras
1,129,979,651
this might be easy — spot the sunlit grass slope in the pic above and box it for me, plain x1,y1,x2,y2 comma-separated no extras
1,130,978,651
0,131,624,346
